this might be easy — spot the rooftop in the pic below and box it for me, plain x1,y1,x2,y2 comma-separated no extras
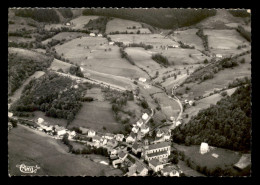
147,150,168,158
92,135,101,140
149,159,163,167
132,142,139,150
148,142,170,150
118,151,127,159
136,162,146,173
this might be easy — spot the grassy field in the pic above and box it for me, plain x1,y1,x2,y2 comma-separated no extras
173,143,241,173
173,29,204,50
42,32,88,45
8,125,123,176
109,34,178,47
68,101,124,133
105,18,147,34
176,53,251,100
48,58,74,73
30,111,68,127
70,15,100,30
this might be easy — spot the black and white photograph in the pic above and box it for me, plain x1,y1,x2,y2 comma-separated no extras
7,8,251,177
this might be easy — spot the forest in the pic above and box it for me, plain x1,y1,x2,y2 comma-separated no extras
82,9,216,29
10,72,83,124
8,53,52,95
172,82,251,152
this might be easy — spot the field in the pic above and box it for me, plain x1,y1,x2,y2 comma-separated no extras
8,47,49,62
42,32,88,45
109,34,178,47
173,143,241,173
48,58,74,73
176,53,251,100
68,101,124,133
54,36,148,89
152,93,180,119
173,29,204,50
8,36,35,43
182,87,238,124
8,125,122,176
105,18,148,34
204,29,250,55
70,15,100,30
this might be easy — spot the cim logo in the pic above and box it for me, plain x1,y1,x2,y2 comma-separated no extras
16,164,40,174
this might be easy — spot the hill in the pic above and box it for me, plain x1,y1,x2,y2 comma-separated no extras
172,82,251,152
82,8,217,29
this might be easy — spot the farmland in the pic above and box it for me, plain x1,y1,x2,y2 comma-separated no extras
8,125,122,176
48,58,74,73
42,32,88,45
70,15,100,30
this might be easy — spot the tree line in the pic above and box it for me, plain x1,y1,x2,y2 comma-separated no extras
172,82,251,152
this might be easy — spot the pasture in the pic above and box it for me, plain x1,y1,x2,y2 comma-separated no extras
106,18,147,34
68,101,124,133
8,125,122,176
173,29,204,50
173,144,241,173
70,15,100,30
109,34,178,48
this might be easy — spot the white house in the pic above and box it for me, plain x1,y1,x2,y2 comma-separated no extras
132,142,142,154
200,142,210,154
126,132,136,143
115,134,124,142
109,42,114,45
110,149,118,155
88,129,96,137
132,126,139,133
37,118,44,124
97,33,103,37
144,142,171,161
92,135,102,143
100,137,107,145
57,129,67,137
65,22,71,26
103,133,114,140
140,124,149,135
8,112,13,118
163,131,171,141
216,54,222,58
90,33,96,37
136,119,144,127
139,77,146,83
156,129,164,138
107,139,118,148
170,116,175,121
189,100,193,106
176,121,181,127
68,131,76,139
142,113,149,121
149,159,164,172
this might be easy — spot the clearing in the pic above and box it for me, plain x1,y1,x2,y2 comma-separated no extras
70,15,100,30
48,58,75,73
42,32,88,45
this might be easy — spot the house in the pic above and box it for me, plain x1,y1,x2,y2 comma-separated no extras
126,132,136,143
100,137,107,145
142,113,149,121
136,162,148,176
115,134,124,142
170,116,175,121
144,142,171,161
118,151,128,161
149,159,164,172
200,142,210,154
109,42,114,45
161,166,180,177
189,100,193,106
136,119,144,127
212,153,219,158
132,126,139,133
156,129,164,138
65,22,71,26
132,142,142,154
88,129,96,137
92,135,102,143
112,159,122,168
103,133,114,140
8,112,13,118
110,149,118,155
68,131,76,139
126,164,137,176
57,129,66,137
137,131,143,141
216,54,222,58
140,124,149,135
90,33,96,37
97,33,103,37
37,118,44,124
79,127,89,134
110,154,118,160
176,121,181,127
234,154,251,170
138,77,146,83
163,131,171,141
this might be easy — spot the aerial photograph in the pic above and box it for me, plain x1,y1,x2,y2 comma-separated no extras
8,8,251,177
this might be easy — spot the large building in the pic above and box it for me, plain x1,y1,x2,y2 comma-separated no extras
143,142,171,161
